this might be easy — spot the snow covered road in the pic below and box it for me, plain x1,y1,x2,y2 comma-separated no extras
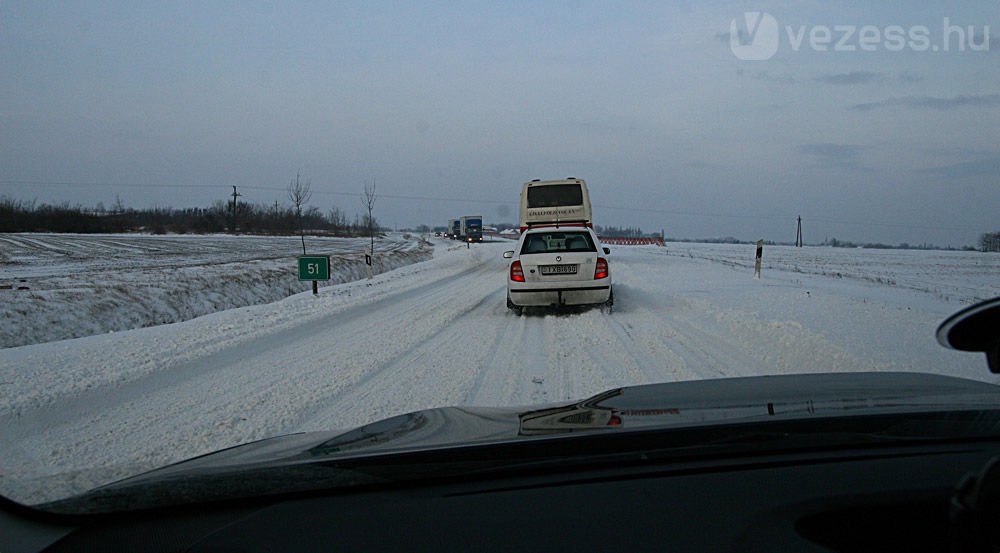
0,238,997,504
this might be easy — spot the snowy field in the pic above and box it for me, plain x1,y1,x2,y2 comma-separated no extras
0,237,998,504
0,233,431,348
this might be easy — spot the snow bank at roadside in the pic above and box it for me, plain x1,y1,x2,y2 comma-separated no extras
667,242,999,305
0,234,432,348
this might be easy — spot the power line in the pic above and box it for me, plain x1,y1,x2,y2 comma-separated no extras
0,180,223,189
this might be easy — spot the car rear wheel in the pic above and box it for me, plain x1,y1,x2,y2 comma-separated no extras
602,288,614,314
507,294,522,316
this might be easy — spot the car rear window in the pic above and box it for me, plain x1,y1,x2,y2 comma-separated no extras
520,232,596,254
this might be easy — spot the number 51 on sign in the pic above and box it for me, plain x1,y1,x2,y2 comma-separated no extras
298,256,331,295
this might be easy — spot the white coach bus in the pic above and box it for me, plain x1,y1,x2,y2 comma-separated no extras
518,178,592,232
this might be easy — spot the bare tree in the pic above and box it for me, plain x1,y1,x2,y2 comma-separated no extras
362,179,376,254
328,205,347,233
980,231,1000,252
287,171,312,254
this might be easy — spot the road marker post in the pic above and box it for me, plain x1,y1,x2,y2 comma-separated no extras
754,240,763,278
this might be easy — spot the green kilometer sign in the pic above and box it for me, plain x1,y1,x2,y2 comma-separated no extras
298,256,331,281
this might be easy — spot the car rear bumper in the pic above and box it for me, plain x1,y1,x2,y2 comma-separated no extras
509,284,611,306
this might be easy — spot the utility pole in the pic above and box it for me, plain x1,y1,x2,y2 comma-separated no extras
230,186,242,234
795,216,803,247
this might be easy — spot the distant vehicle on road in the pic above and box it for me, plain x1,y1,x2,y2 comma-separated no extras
503,226,612,315
461,215,483,243
447,219,460,239
519,178,592,232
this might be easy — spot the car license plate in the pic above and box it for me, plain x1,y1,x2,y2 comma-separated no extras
540,264,578,275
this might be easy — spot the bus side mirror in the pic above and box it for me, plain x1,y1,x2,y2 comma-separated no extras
503,251,514,259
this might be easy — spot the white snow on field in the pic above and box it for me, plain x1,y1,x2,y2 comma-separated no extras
0,237,997,504
0,233,431,347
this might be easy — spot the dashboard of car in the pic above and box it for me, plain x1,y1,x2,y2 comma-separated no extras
6,431,1000,552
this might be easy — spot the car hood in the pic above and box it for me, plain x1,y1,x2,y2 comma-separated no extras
41,372,1000,514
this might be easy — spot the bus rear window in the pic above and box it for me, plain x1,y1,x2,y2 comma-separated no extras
526,184,583,208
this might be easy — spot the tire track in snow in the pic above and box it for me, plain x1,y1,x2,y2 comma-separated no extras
0,250,505,491
465,313,548,407
463,307,523,406
467,308,638,407
607,250,768,380
291,289,506,432
609,249,860,380
542,313,616,400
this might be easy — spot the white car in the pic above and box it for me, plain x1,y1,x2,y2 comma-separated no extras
504,226,613,315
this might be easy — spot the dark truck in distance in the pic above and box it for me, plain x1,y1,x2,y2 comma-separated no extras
461,216,483,242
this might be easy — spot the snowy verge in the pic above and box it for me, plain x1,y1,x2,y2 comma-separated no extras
0,233,432,348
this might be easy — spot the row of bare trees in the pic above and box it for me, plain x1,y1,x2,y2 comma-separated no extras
1,189,379,236
286,174,377,254
981,232,1000,252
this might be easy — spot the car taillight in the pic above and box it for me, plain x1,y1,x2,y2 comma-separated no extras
510,260,525,282
594,257,608,279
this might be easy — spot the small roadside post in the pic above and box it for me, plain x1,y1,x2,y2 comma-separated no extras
298,255,331,295
754,240,763,278
365,246,373,280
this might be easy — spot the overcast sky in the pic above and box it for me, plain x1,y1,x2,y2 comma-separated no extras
2,1,997,246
